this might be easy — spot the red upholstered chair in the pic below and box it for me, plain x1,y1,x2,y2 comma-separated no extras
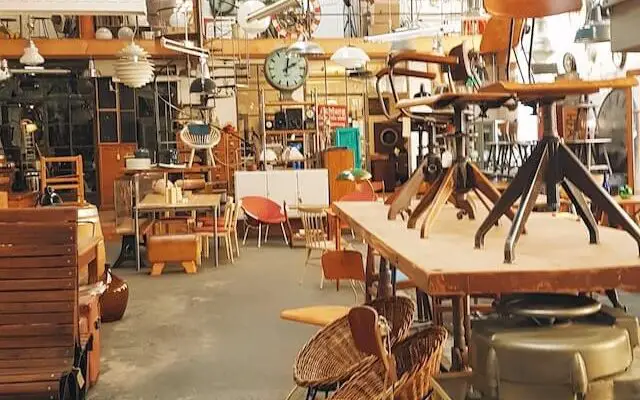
241,196,289,248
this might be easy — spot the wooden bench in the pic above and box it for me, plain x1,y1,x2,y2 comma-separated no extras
0,208,90,399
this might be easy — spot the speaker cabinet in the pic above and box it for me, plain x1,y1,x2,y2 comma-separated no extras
371,158,396,191
285,108,303,130
374,122,402,154
274,111,287,130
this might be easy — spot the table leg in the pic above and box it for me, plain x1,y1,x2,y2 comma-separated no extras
365,245,375,304
135,206,140,272
378,257,393,299
214,205,219,267
451,296,469,371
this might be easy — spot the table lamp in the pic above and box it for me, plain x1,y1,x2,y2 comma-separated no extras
337,168,375,193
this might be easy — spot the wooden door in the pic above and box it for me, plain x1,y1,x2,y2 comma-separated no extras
323,148,355,203
98,144,136,209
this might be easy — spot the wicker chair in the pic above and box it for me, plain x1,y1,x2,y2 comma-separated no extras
330,326,448,400
293,296,415,394
180,122,221,168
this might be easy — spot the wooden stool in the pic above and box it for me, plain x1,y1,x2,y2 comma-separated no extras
147,234,199,276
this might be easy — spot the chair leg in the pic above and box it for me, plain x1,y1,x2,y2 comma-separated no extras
181,261,197,274
150,263,165,276
265,225,270,242
208,148,215,167
188,149,196,168
257,224,262,248
300,248,312,285
234,230,240,257
227,234,234,263
281,222,289,246
243,225,250,245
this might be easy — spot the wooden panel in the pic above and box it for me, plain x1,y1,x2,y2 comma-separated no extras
0,209,76,223
0,372,63,384
0,268,75,280
0,348,71,360
0,325,73,339
98,144,137,209
0,193,6,209
0,223,75,245
0,290,74,303
322,148,355,203
0,302,73,314
0,381,61,396
0,245,75,258
0,313,73,326
0,278,74,292
0,358,70,371
484,0,581,18
0,256,75,269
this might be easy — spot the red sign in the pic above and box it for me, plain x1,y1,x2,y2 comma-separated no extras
317,105,348,129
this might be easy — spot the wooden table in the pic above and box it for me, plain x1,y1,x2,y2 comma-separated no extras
333,200,640,370
135,193,221,270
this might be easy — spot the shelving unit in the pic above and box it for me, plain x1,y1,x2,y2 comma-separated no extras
258,90,319,169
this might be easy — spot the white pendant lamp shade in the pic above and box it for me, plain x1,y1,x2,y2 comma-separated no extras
331,45,369,69
238,0,271,35
20,40,44,66
287,37,324,56
114,42,155,89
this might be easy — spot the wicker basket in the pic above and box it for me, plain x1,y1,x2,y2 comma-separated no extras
329,326,448,400
294,296,416,389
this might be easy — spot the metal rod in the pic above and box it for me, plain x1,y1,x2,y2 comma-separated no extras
246,0,299,23
506,18,514,81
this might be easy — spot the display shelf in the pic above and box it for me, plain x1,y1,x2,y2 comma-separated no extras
265,101,316,107
265,130,316,135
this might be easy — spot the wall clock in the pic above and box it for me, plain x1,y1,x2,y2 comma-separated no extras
263,47,308,96
209,0,236,16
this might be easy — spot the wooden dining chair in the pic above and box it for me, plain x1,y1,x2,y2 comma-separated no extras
195,201,236,263
299,205,337,288
321,250,366,302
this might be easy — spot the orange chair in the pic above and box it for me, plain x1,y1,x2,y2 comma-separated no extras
241,196,289,248
322,250,366,300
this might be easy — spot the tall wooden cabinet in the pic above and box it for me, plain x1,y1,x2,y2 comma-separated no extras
320,147,355,203
95,78,137,209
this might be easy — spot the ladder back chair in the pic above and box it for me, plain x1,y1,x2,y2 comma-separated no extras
40,156,85,204
0,208,90,399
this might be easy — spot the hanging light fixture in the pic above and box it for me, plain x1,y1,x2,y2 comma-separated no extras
20,39,45,66
190,56,216,94
287,36,324,56
0,60,11,82
575,1,610,43
114,42,155,88
331,45,369,69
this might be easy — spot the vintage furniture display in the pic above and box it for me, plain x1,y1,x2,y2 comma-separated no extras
180,122,221,168
234,169,329,218
0,208,95,399
471,0,640,264
40,155,85,204
299,205,341,288
136,192,221,269
471,294,640,400
293,297,415,398
240,195,289,247
147,233,200,276
333,200,640,371
195,200,237,263
330,325,448,400
318,148,355,203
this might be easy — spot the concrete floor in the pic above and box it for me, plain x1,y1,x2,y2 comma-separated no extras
89,238,640,400
89,240,355,400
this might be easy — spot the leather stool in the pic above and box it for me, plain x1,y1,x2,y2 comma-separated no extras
147,234,199,276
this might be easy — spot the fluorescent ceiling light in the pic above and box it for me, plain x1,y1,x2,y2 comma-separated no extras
161,37,210,58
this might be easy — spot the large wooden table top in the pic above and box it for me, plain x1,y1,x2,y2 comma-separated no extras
333,200,640,296
138,193,221,211
396,92,512,110
481,77,638,101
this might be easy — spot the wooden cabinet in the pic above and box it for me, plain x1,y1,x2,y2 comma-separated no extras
320,147,355,203
98,144,136,209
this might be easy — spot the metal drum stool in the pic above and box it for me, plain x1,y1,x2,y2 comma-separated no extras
471,293,639,400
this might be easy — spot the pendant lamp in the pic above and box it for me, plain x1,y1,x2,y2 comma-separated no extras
331,45,369,69
574,2,610,43
114,42,155,89
287,36,324,56
20,40,45,66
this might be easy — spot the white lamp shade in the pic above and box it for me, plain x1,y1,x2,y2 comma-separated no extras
331,46,369,69
117,26,135,40
95,27,113,40
260,148,278,162
287,38,324,56
238,0,271,35
114,42,155,88
20,40,44,66
288,147,304,161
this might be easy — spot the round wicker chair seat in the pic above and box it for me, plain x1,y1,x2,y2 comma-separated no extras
293,297,415,389
330,326,448,400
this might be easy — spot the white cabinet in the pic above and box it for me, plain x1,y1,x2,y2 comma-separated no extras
234,169,329,217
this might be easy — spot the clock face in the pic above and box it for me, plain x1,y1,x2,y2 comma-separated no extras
563,52,577,74
209,0,235,16
263,48,308,92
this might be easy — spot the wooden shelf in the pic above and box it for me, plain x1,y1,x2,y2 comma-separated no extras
265,101,316,107
266,130,316,135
